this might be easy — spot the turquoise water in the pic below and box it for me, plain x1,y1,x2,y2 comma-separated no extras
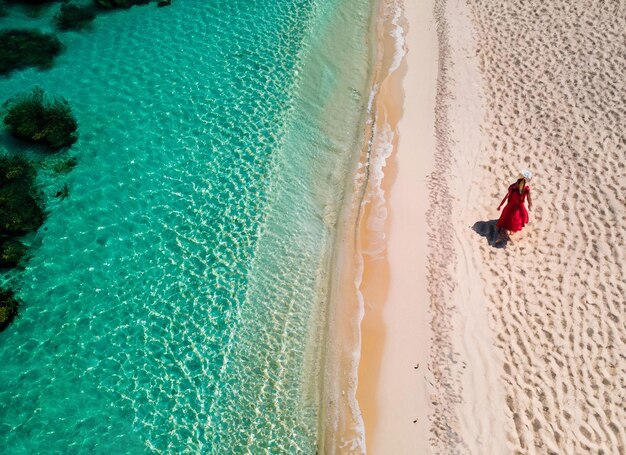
0,0,373,452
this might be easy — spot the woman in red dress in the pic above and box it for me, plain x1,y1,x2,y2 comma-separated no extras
497,170,533,240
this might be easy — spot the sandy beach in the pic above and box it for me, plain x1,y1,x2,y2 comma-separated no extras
355,0,437,452
463,0,626,452
348,0,625,453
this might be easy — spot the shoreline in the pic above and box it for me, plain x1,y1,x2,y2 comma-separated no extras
342,0,510,452
316,0,406,452
355,0,439,452
343,0,510,451
318,0,441,452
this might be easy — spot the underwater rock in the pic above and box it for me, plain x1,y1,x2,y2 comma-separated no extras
0,29,63,76
54,3,97,31
3,87,78,150
0,288,19,331
54,183,69,199
156,0,170,7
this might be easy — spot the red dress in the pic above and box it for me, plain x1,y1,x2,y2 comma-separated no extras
497,184,530,232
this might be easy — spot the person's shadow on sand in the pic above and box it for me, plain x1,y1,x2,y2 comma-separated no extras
472,220,508,248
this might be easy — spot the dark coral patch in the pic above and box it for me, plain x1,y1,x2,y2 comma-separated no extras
54,3,98,31
94,0,151,9
0,187,46,236
0,155,45,237
5,0,61,4
0,239,28,268
0,288,20,331
3,87,78,150
0,29,63,76
0,154,36,187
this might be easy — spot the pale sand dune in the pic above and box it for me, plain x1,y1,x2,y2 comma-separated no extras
457,0,626,453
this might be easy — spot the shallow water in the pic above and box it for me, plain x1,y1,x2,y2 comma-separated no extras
0,0,373,452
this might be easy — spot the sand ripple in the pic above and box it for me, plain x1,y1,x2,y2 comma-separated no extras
467,0,625,452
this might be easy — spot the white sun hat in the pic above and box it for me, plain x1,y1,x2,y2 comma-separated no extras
519,169,532,181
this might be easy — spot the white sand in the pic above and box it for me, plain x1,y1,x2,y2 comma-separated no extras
462,0,626,452
426,0,513,452
354,0,625,453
